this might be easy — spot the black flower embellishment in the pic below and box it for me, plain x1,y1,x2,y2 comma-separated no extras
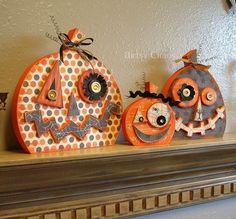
177,83,195,101
83,73,108,101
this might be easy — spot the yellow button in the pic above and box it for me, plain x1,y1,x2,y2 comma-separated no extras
207,92,214,101
90,81,101,93
47,89,57,101
183,88,191,97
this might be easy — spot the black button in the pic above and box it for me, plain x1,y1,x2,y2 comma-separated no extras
156,115,166,126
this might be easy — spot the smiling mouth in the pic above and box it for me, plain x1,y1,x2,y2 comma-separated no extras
133,126,169,143
175,106,225,137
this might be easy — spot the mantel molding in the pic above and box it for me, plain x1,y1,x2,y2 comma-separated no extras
1,134,236,218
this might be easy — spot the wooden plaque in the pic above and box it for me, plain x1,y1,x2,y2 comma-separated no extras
12,28,122,153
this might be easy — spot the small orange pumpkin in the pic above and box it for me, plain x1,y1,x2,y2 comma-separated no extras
122,82,176,146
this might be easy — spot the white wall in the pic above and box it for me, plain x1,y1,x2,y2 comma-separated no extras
0,0,236,218
0,0,236,149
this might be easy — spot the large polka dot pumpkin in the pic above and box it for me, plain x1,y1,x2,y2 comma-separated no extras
12,28,122,153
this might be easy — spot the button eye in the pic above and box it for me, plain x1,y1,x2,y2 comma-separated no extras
47,89,57,101
156,115,167,126
177,83,195,101
171,78,199,108
83,73,107,101
207,92,214,100
138,117,144,122
201,87,217,106
90,81,102,93
147,103,171,128
133,110,146,123
78,71,108,103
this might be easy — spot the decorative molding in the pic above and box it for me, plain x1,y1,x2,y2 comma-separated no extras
1,138,236,218
2,181,236,218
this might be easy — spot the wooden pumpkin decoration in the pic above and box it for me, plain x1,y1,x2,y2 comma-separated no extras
122,82,177,146
12,28,122,153
162,50,226,138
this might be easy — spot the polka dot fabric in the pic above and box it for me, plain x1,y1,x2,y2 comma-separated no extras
12,28,122,153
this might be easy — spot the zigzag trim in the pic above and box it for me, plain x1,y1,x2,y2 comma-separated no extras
24,101,121,143
127,91,180,106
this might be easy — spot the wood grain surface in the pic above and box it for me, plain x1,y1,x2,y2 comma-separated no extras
1,134,236,218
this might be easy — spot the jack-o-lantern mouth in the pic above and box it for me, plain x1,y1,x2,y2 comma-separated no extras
24,101,121,143
175,106,225,137
133,126,169,143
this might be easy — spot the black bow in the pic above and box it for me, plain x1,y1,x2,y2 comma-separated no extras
58,33,97,64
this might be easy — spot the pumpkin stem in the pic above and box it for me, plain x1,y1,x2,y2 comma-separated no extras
145,82,158,93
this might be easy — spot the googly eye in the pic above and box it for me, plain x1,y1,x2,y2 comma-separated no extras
147,103,170,128
133,110,146,123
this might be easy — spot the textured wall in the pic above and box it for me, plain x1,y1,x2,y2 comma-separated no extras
0,0,235,150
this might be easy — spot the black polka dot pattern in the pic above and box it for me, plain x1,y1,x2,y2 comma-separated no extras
47,110,52,116
108,133,113,139
23,81,29,87
67,68,73,73
68,81,73,87
36,147,42,152
78,61,83,66
46,67,51,73
24,125,30,131
48,139,53,144
34,75,40,80
34,89,40,95
23,97,29,103
69,137,74,143
58,117,63,123
67,54,72,59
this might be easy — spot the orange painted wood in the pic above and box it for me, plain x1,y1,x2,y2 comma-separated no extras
35,60,63,108
145,82,158,93
11,28,122,154
122,97,176,146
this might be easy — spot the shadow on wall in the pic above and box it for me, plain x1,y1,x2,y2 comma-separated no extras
138,56,170,92
0,35,45,150
226,60,236,101
225,60,236,133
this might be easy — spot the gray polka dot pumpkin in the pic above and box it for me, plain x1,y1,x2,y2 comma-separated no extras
12,28,122,153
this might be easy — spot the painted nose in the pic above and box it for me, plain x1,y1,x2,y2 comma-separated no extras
194,97,203,121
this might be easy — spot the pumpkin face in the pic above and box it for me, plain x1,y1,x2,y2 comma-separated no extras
122,97,176,146
162,50,226,138
12,28,122,153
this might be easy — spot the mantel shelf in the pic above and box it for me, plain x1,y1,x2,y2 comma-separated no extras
1,133,236,167
1,133,236,219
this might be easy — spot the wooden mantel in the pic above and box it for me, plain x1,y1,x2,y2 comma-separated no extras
1,134,236,218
